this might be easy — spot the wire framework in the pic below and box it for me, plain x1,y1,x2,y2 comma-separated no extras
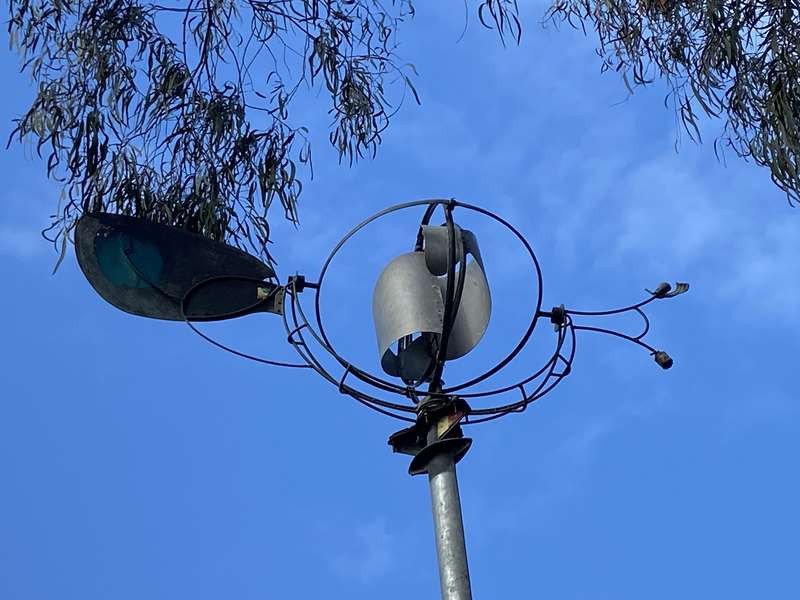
182,199,688,424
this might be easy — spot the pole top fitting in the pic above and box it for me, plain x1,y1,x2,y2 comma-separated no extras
388,397,472,476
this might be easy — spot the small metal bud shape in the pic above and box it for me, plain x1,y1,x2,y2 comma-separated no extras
653,351,673,370
651,282,672,297
647,281,690,298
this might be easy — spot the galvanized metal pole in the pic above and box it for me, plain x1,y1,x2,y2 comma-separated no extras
427,452,472,600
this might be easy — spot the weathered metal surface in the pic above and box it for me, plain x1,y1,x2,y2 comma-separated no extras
436,258,491,360
421,224,466,276
428,453,473,600
373,251,444,382
372,224,491,382
75,213,277,321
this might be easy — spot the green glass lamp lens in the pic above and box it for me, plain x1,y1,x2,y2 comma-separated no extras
94,229,164,289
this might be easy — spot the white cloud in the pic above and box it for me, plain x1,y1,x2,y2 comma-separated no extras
496,123,800,323
599,150,799,321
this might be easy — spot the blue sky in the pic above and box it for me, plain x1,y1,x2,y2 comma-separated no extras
1,3,799,599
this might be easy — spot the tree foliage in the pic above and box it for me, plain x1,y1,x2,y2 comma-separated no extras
6,0,523,262
12,1,795,266
546,0,800,205
7,0,421,262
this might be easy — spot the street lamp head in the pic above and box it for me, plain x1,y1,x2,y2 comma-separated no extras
75,213,282,321
372,223,491,385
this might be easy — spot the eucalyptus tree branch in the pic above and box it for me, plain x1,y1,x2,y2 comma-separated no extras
547,0,800,205
7,0,418,264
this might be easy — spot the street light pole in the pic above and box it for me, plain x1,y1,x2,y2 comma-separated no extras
388,397,475,600
428,451,472,600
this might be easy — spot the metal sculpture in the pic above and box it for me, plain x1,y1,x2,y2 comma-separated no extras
74,198,689,600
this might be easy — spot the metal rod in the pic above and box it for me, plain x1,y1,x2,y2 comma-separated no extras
427,452,473,600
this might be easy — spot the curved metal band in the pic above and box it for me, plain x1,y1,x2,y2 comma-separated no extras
312,199,545,398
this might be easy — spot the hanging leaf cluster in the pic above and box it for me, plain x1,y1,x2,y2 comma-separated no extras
546,1,800,205
477,0,522,43
7,0,417,262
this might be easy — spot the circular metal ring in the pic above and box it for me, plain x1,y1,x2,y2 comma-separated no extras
312,198,545,401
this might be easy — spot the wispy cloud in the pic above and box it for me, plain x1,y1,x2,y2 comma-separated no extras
390,57,799,322
717,218,800,322
0,173,60,261
468,388,671,542
327,517,395,585
550,144,800,322
0,223,44,259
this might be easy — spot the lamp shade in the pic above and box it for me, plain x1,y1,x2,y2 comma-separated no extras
75,213,280,321
372,225,491,384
